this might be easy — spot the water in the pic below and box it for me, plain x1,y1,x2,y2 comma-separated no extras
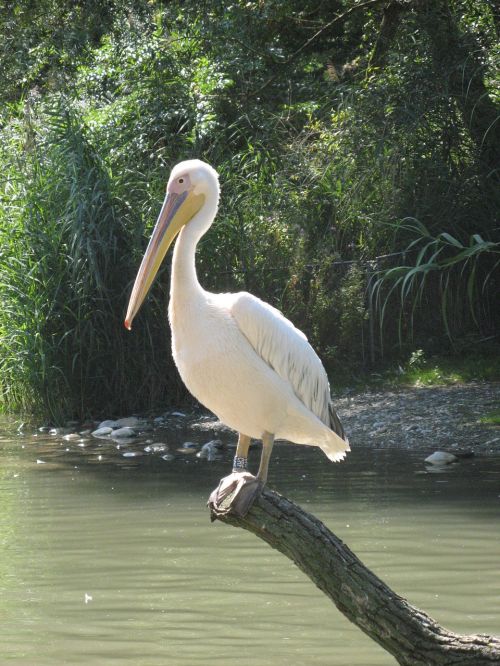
1,418,499,665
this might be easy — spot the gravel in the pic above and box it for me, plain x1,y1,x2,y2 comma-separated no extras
335,382,499,454
189,382,500,455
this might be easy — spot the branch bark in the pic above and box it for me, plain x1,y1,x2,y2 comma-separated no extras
369,2,405,69
209,487,500,666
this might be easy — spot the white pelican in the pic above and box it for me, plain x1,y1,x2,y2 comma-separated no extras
125,160,349,515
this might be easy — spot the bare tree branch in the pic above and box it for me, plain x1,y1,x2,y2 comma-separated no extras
209,487,500,666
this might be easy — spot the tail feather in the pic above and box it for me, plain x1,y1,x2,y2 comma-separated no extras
322,401,350,462
329,401,346,440
321,429,350,463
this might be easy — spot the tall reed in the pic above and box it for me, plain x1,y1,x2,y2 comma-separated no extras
0,100,181,422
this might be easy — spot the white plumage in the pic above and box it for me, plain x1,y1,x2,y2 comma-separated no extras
171,289,348,462
125,159,349,508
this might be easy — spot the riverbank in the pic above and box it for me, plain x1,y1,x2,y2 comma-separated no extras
336,381,500,454
27,381,500,465
192,381,500,455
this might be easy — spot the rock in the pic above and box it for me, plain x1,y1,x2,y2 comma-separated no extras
97,419,119,434
404,424,420,432
122,451,143,458
63,433,81,441
97,416,150,432
177,447,197,454
111,427,136,438
452,450,474,459
144,443,167,453
182,441,198,449
190,418,232,435
115,416,140,428
154,416,165,424
161,453,175,461
197,439,225,461
38,426,50,433
79,429,91,436
49,427,70,436
91,426,113,437
171,411,186,418
424,451,458,465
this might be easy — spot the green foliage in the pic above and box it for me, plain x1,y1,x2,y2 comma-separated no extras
1,102,116,419
366,349,500,390
479,412,500,426
0,101,182,421
371,219,500,344
0,0,498,420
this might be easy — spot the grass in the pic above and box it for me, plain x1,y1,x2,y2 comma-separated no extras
480,412,500,426
0,102,183,423
333,350,500,394
393,353,500,387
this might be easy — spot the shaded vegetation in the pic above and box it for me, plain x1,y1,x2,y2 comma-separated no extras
0,0,498,421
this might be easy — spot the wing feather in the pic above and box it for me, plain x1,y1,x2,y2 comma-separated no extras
230,292,346,440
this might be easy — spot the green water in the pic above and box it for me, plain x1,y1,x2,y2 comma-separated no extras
1,419,499,665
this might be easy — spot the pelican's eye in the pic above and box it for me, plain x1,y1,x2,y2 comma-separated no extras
168,174,190,194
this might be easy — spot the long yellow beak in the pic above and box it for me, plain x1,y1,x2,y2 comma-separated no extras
124,189,204,330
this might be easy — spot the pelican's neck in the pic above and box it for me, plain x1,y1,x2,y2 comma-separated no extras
170,194,218,303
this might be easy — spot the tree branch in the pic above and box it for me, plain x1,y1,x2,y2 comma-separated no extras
369,2,405,69
209,487,500,666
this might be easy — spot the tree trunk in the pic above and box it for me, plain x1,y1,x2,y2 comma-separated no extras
369,2,404,69
209,487,500,665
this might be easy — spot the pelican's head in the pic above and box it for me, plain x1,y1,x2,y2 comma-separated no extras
124,160,219,330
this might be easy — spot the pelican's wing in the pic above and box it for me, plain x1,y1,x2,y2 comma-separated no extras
230,292,347,441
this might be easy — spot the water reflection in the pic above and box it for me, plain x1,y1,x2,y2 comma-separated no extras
0,418,499,665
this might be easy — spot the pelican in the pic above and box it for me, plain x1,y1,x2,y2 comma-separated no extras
125,160,349,515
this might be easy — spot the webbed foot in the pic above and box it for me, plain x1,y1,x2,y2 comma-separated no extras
208,471,263,520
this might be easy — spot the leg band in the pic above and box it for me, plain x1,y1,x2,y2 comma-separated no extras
232,455,248,471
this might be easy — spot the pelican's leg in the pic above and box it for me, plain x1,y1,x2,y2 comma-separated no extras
208,432,264,519
256,431,274,484
232,433,251,472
